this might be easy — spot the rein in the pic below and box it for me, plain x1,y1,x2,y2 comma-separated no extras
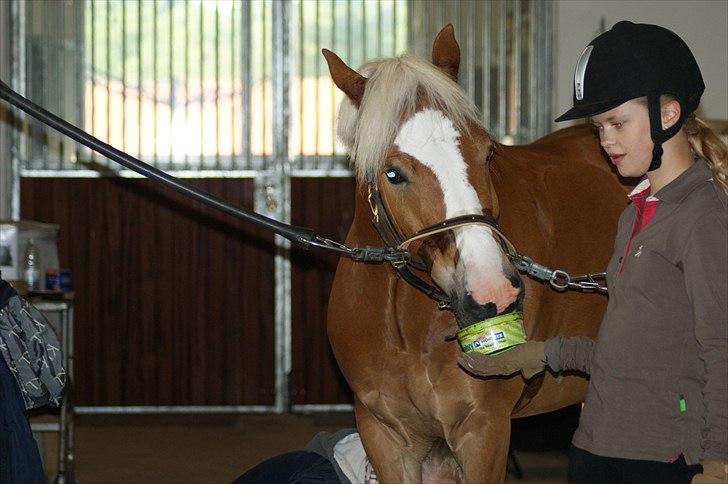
0,79,606,305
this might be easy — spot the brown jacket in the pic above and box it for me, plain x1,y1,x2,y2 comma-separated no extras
545,159,727,463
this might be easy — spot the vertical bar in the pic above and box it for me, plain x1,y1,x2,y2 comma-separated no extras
241,0,251,169
330,0,336,166
106,0,111,160
271,0,292,414
42,0,50,169
481,0,490,128
75,0,84,166
215,0,221,169
91,0,97,164
392,0,397,54
137,0,142,159
57,1,65,168
362,0,367,60
199,0,204,168
498,1,506,140
122,0,127,154
230,0,236,169
466,0,475,98
513,0,521,141
169,0,175,168
153,0,158,165
376,0,381,58
9,0,24,219
184,0,190,169
407,0,414,53
298,0,304,166
262,0,269,167
314,0,320,168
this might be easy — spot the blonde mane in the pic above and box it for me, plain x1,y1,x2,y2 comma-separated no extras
337,54,485,183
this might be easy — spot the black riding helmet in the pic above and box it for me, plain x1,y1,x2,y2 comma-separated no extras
555,21,705,171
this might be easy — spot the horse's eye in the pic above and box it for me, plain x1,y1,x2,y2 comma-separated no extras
385,168,407,185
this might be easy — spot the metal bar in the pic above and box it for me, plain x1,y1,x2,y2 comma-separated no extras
241,0,251,169
291,404,354,413
74,405,277,414
153,0,158,166
314,0,320,169
184,0,190,169
75,0,84,167
513,0,521,140
137,0,142,160
169,0,174,169
271,0,292,413
215,0,221,169
498,1,506,140
298,0,304,167
106,0,111,165
21,169,259,179
122,0,127,155
199,0,204,168
230,0,236,169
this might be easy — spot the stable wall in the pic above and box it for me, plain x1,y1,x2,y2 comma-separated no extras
553,0,728,126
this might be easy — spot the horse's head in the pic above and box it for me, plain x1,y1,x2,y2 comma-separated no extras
323,25,523,327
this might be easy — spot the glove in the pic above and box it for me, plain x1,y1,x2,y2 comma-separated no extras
457,340,546,379
691,460,728,484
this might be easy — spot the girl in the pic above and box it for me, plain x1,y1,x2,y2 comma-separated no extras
458,21,727,484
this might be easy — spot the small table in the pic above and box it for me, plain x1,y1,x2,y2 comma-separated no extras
29,298,75,484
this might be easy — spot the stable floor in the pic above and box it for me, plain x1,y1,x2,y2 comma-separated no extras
37,412,571,484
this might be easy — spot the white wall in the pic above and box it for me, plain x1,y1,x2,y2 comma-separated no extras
553,0,728,127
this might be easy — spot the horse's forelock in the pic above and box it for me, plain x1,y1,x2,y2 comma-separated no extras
336,54,485,184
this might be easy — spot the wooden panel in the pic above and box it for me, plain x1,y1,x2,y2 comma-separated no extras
290,177,356,405
21,177,275,406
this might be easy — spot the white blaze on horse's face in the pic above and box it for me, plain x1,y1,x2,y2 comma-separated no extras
394,109,519,314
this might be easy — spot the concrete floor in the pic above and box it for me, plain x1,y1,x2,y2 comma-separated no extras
35,412,571,484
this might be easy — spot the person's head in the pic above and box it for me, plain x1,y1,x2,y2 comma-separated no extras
557,20,727,192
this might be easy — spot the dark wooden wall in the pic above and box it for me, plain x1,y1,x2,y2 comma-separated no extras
21,176,356,407
290,177,356,405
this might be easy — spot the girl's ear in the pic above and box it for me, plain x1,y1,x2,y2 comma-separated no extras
661,99,682,129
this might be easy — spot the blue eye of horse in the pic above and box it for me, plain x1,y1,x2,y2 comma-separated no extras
385,168,406,184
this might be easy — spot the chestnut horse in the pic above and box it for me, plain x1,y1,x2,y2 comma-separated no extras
324,25,628,483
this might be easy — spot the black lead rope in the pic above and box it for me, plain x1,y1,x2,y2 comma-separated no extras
0,79,319,250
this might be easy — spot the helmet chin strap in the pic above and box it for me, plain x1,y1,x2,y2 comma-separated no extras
647,92,687,172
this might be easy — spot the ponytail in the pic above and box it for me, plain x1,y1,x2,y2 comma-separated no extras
684,114,728,195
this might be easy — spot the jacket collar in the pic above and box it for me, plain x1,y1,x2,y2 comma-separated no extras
630,158,712,204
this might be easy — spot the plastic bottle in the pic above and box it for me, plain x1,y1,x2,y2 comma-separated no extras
23,239,41,291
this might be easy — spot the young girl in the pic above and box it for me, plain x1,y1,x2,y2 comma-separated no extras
458,21,727,484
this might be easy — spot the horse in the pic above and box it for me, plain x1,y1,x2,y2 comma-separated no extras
323,25,629,483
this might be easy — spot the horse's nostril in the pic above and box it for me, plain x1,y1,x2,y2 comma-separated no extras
509,274,522,289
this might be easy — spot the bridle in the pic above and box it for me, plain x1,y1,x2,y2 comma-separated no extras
366,182,520,309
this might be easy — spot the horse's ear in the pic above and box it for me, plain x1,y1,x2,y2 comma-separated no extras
322,48,367,107
431,24,460,81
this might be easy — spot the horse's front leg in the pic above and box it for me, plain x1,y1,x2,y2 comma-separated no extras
355,399,432,483
447,409,511,484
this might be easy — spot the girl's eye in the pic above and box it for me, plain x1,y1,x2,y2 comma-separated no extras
613,122,623,129
385,168,407,185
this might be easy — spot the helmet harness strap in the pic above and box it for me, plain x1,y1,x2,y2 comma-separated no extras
647,92,688,172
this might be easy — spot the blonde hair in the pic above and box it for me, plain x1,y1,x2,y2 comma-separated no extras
684,114,728,194
635,95,728,194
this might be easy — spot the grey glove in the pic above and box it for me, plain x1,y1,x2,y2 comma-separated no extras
458,340,546,379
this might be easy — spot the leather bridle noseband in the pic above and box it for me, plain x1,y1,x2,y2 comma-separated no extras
366,183,520,309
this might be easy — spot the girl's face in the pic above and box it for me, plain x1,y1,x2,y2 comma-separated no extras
590,100,653,178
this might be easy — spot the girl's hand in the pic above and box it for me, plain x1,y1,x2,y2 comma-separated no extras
457,341,546,379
